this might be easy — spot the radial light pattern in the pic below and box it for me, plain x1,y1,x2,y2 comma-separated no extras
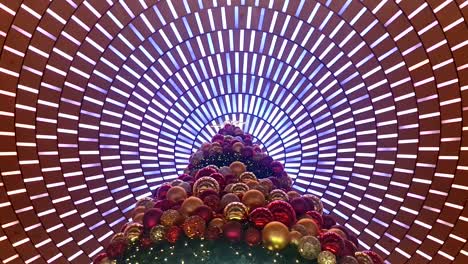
0,0,467,263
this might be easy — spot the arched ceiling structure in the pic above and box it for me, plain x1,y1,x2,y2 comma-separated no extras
0,0,467,263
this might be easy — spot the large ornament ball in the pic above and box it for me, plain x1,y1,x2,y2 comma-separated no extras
305,211,324,228
110,232,126,243
290,197,310,216
362,251,384,264
298,235,321,260
320,232,345,255
245,227,262,246
106,239,128,259
318,250,337,264
178,182,192,193
219,166,233,176
297,218,321,236
131,206,146,219
289,230,303,246
269,189,289,201
341,240,358,257
267,200,297,227
203,194,221,211
239,172,257,183
249,207,274,229
193,176,220,196
149,225,166,242
291,224,309,236
195,167,217,179
287,191,301,200
232,142,244,153
224,202,249,221
339,256,359,264
166,186,187,202
223,221,243,242
165,226,182,244
160,209,183,227
242,189,266,210
156,184,172,200
143,208,164,230
329,228,348,240
354,252,373,264
180,197,204,217
262,221,290,251
259,179,274,192
303,194,324,214
153,199,175,211
124,223,143,242
93,253,114,264
133,212,144,224
229,182,250,197
182,215,206,238
208,217,225,229
193,205,214,222
220,193,240,208
270,161,284,174
229,161,246,177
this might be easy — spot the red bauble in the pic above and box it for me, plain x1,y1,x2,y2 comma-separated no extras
245,227,261,246
320,232,344,255
192,205,214,222
143,208,163,230
212,134,225,144
93,253,108,264
140,236,153,249
156,184,172,200
223,221,242,242
209,173,225,186
270,161,284,175
305,211,323,228
341,239,358,257
363,251,385,264
154,199,174,211
322,215,336,229
290,197,309,216
106,240,128,259
195,167,217,179
249,207,274,229
203,194,221,212
267,200,297,227
178,173,190,180
165,226,182,244
205,226,222,240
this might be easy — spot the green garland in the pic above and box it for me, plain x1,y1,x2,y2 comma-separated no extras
117,237,316,264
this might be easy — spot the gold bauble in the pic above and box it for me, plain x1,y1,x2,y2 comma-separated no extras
298,235,321,260
224,202,249,221
218,166,233,176
329,228,347,240
180,196,204,216
245,180,260,190
262,221,290,251
166,186,187,202
133,212,144,224
124,223,143,242
230,183,250,196
287,191,301,200
229,161,246,177
132,206,146,218
110,232,126,243
241,189,266,210
289,230,303,246
239,172,257,183
208,217,225,229
182,215,206,238
220,193,240,208
135,197,154,207
297,218,320,236
354,252,373,264
318,250,336,264
232,142,244,152
160,209,183,227
193,176,220,196
269,189,289,201
149,225,166,242
259,179,274,192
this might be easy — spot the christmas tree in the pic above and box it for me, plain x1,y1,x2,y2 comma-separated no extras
94,123,384,264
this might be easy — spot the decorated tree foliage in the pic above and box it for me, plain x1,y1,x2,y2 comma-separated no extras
94,124,384,264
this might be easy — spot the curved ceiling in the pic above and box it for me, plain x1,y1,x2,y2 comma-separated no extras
0,0,467,263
